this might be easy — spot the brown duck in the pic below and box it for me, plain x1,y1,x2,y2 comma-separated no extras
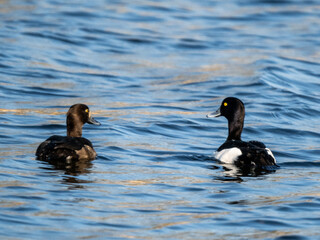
36,104,101,162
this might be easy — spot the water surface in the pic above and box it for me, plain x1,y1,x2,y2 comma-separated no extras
1,0,320,239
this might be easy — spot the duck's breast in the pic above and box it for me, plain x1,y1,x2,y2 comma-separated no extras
214,147,242,164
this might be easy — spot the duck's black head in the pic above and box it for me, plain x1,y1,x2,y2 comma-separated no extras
207,97,245,141
67,104,101,137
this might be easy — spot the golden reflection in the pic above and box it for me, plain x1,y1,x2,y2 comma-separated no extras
95,175,208,187
0,108,61,116
33,211,69,217
150,220,193,230
27,59,118,80
0,144,35,158
83,207,230,231
0,180,29,188
125,180,150,186
0,199,25,208
0,0,36,13
127,143,176,152
0,102,199,117
0,107,100,117
101,141,178,153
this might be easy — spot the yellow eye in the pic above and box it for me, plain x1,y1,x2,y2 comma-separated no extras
85,109,89,113
224,102,228,107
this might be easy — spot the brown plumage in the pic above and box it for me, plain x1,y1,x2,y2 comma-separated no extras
36,104,101,162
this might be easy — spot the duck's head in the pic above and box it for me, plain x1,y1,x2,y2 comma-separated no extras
207,97,245,140
207,97,245,121
67,104,101,137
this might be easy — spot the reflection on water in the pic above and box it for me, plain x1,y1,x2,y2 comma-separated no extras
39,158,93,176
220,163,278,178
0,0,320,239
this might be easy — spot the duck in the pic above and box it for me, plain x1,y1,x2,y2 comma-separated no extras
36,104,101,162
207,97,278,171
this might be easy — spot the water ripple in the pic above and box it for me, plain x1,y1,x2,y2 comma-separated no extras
0,0,320,239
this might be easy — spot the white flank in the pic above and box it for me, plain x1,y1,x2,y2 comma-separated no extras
265,148,276,163
214,147,242,164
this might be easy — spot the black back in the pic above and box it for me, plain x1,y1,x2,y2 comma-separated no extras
218,140,278,170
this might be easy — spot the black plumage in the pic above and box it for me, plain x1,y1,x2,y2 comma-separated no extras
207,97,278,170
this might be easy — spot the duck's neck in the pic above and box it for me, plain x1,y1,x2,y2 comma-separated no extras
227,115,244,141
67,115,83,137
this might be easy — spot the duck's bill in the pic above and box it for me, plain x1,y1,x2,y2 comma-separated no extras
206,108,221,118
87,116,101,125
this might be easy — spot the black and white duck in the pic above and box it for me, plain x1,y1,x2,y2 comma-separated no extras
207,97,278,171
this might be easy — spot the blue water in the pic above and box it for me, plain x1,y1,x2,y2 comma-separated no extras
1,0,320,239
